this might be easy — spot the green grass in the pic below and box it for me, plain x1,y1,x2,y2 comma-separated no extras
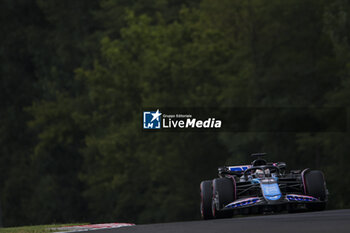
0,223,88,233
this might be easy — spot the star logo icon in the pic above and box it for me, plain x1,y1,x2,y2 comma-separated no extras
151,109,162,122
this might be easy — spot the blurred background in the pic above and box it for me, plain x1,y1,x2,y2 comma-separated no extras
1,0,350,227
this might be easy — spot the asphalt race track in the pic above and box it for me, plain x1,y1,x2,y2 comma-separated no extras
85,209,350,233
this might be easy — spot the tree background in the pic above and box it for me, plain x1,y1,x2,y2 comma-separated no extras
1,0,350,226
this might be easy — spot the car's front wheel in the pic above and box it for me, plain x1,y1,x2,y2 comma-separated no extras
200,180,213,219
212,177,235,218
304,170,327,211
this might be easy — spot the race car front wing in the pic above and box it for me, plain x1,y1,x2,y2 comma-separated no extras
222,194,323,210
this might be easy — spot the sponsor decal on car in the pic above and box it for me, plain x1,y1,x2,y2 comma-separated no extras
225,197,261,209
285,194,318,202
227,165,252,172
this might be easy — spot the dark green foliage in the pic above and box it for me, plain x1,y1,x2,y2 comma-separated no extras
1,0,350,227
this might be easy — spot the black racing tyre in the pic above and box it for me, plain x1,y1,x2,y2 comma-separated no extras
200,180,213,219
212,178,235,218
304,170,327,211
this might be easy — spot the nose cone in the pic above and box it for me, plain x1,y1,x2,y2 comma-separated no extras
260,180,282,201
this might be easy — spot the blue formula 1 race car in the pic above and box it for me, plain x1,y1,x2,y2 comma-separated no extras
200,153,328,219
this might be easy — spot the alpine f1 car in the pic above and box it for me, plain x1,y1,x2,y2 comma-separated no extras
200,153,328,219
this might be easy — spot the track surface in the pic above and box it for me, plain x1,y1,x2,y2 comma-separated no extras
85,209,350,233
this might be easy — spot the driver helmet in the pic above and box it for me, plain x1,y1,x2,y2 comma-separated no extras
265,168,271,177
255,169,264,178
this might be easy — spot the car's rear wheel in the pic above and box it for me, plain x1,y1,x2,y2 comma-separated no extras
200,180,213,219
304,170,327,211
212,177,235,218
